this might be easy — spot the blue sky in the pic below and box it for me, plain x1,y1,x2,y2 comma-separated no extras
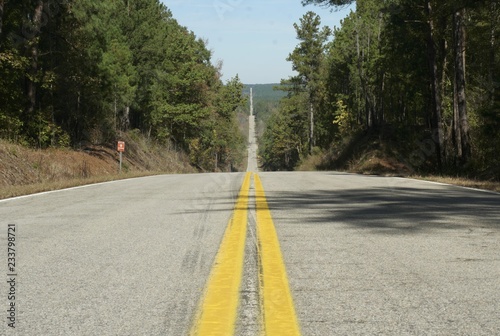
161,0,353,84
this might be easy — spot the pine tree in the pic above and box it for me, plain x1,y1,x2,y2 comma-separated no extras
287,11,330,154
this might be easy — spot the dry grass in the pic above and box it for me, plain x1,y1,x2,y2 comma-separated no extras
352,151,500,192
412,175,500,193
347,150,413,176
295,142,500,193
0,133,195,200
0,171,167,200
297,152,324,171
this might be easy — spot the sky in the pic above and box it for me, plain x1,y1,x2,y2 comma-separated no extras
161,0,354,84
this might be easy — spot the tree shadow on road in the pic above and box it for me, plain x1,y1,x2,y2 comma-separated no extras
260,184,500,235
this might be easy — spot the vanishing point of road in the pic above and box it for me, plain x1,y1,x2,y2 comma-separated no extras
1,113,499,335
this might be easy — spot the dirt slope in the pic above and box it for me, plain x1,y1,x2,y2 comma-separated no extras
0,132,194,198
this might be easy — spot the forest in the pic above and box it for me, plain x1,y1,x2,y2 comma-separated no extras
0,0,246,172
243,84,284,120
260,0,500,178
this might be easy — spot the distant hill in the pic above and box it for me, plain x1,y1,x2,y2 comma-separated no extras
241,84,287,125
243,84,287,102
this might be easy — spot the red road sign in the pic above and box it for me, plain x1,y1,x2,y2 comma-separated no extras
117,141,125,152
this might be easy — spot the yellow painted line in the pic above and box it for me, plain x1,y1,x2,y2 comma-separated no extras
254,173,301,336
190,172,251,336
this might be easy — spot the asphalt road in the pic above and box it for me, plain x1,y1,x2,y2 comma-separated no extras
258,172,500,335
0,173,245,335
1,156,499,334
246,115,258,173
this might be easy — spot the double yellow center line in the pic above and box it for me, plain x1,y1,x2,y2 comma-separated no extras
190,172,301,336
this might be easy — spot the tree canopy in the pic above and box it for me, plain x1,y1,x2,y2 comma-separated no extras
0,0,246,171
261,0,500,176
301,0,354,7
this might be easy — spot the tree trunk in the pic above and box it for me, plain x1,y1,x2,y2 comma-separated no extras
453,7,471,166
425,0,445,170
377,12,384,125
489,0,497,106
309,101,314,155
123,106,130,130
114,96,117,131
452,74,462,161
355,26,366,127
0,0,4,35
23,1,44,138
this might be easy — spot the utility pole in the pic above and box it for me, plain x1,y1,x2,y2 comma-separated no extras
250,87,253,116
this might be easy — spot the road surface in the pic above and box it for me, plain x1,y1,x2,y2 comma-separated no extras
246,114,258,173
1,117,499,335
257,172,500,335
1,173,247,335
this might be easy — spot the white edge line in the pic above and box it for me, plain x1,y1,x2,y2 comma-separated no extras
0,172,244,204
395,177,500,196
323,170,500,196
0,174,170,203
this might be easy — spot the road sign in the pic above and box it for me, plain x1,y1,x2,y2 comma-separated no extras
117,141,125,173
117,141,125,152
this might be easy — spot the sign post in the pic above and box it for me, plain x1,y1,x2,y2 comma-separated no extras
117,141,125,173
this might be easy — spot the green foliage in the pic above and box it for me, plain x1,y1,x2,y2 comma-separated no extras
261,11,331,170
35,118,71,148
243,84,285,122
287,11,331,94
302,0,354,7
243,84,286,102
259,93,309,171
0,51,26,140
260,112,300,171
188,75,247,171
332,96,359,138
0,0,246,171
260,0,500,175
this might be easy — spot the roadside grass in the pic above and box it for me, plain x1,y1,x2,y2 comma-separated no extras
0,171,167,200
411,175,500,193
295,145,500,194
237,111,250,172
349,153,500,193
297,151,323,171
299,127,500,194
0,132,195,200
